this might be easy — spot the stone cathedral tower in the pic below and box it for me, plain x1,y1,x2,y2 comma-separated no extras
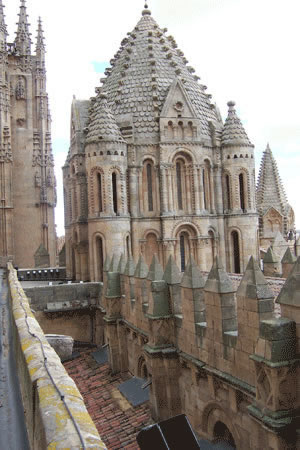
64,3,259,281
0,0,56,268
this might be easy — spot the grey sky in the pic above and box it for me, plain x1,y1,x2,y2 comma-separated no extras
5,0,300,235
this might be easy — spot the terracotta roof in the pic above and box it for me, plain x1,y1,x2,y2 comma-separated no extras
94,8,220,142
221,101,252,147
64,349,152,449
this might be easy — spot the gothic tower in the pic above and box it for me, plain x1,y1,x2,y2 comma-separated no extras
0,0,56,268
64,3,259,281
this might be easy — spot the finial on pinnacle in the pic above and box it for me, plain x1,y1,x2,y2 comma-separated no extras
142,1,151,15
227,100,236,109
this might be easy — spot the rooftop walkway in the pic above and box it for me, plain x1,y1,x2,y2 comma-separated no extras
0,269,30,449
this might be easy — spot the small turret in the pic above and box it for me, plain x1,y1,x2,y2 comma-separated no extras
15,0,32,55
222,101,253,148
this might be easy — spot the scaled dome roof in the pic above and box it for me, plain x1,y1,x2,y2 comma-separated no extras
90,6,222,142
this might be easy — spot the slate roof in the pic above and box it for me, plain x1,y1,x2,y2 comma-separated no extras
256,144,290,216
90,6,221,142
86,93,125,144
64,348,152,449
221,101,253,147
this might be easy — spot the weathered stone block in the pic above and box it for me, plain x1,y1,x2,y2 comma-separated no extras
265,338,296,362
259,318,296,341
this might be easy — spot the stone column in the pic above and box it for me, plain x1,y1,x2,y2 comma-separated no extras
193,166,200,214
185,166,192,214
209,168,216,213
167,169,174,213
138,167,143,215
199,166,205,211
214,165,223,214
129,166,138,217
160,166,168,215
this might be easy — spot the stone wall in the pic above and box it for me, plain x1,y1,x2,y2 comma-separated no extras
8,263,106,449
102,254,300,449
24,282,104,344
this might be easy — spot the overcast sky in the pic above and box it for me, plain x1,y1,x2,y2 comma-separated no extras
5,0,300,235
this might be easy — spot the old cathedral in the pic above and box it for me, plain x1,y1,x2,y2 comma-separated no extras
0,0,56,268
63,3,295,282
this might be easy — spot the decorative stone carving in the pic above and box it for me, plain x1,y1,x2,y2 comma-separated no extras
15,76,26,100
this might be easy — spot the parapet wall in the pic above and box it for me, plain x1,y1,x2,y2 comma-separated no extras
8,263,106,449
102,253,300,449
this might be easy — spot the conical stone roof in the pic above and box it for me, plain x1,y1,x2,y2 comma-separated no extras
86,92,125,144
256,144,290,215
221,101,252,147
94,6,221,143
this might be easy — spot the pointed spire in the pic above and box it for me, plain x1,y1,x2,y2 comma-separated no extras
163,255,182,285
109,254,119,272
0,0,8,43
147,255,164,281
15,0,32,55
118,254,126,274
134,255,149,279
86,91,125,144
276,256,300,306
237,256,274,300
35,17,45,54
181,257,205,289
263,246,278,264
205,257,235,293
256,144,291,216
281,247,296,265
124,257,136,276
221,101,253,147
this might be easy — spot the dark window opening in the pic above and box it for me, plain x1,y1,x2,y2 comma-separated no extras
97,173,103,212
239,173,245,211
126,236,131,258
232,231,241,274
180,234,186,272
176,162,183,210
213,421,236,448
112,172,118,214
226,174,231,210
147,163,153,211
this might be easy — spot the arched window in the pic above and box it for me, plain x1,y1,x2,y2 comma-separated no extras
213,422,236,448
180,233,186,272
239,173,246,211
145,233,160,266
178,121,184,140
112,172,118,214
97,173,103,212
225,174,231,210
96,236,104,281
232,231,241,273
176,162,183,210
146,163,153,211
